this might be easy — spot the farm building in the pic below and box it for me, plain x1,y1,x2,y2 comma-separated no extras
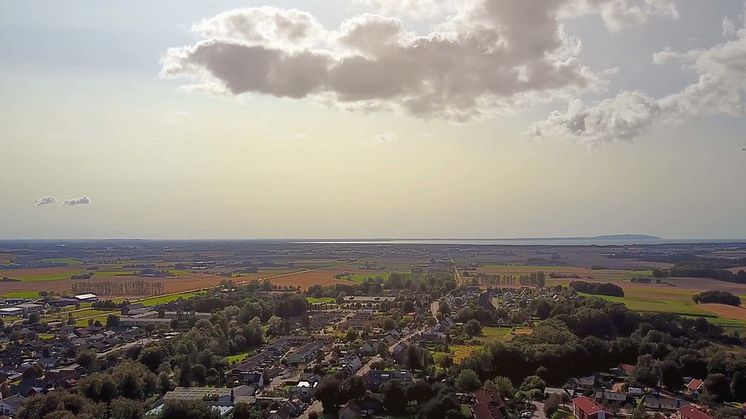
0,307,22,317
73,293,98,302
15,303,47,315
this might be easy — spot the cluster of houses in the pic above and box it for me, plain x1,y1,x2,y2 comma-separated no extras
544,364,736,419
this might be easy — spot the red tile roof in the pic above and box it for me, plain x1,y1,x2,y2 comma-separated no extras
679,405,713,419
473,389,505,407
687,379,704,392
619,363,636,375
473,403,504,419
573,396,603,415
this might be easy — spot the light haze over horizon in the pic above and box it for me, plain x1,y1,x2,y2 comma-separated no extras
2,0,746,240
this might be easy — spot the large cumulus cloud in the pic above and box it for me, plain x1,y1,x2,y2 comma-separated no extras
530,8,746,145
161,0,677,121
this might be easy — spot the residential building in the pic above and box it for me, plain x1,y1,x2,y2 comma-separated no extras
0,394,26,416
678,405,713,419
471,389,506,419
573,396,607,419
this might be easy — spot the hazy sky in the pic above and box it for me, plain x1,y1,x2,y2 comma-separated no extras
1,0,745,239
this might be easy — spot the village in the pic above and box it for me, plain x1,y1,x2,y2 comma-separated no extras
0,267,741,419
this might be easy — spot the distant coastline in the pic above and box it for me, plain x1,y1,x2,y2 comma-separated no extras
296,235,746,246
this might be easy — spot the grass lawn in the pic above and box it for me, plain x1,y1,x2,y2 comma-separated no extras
2,291,40,298
226,352,250,364
307,297,335,304
139,292,204,306
75,316,110,327
480,326,513,343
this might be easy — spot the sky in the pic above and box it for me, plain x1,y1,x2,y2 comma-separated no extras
1,0,745,240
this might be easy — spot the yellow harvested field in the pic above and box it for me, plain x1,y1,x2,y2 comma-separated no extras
700,304,746,321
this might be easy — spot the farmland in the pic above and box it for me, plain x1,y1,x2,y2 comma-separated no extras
471,263,746,333
138,291,206,306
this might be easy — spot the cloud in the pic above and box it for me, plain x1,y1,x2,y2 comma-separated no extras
528,91,661,145
34,196,56,206
358,132,398,145
561,0,678,31
64,197,91,206
161,0,674,122
530,9,746,145
723,17,737,38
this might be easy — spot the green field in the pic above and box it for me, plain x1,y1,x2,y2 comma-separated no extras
42,258,83,266
307,297,335,304
344,272,389,283
226,352,250,364
2,291,40,298
13,272,79,282
139,292,204,307
480,326,513,343
579,293,710,316
579,293,746,333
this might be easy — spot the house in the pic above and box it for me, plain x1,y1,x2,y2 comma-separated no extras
121,303,145,314
286,342,322,365
617,363,636,376
642,396,688,411
471,389,506,419
595,391,627,404
678,405,713,419
573,396,607,419
687,379,704,394
364,370,412,390
342,310,374,330
266,399,305,419
568,375,596,389
340,354,363,374
0,394,26,416
338,400,363,419
233,371,264,388
338,400,385,419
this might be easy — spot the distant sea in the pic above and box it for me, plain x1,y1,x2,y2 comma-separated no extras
296,238,746,246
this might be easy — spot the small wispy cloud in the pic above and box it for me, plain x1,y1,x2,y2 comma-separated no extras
34,196,56,206
358,132,398,145
64,196,91,206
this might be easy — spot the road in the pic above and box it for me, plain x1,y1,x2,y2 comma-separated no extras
96,337,156,359
430,300,439,319
450,254,462,285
